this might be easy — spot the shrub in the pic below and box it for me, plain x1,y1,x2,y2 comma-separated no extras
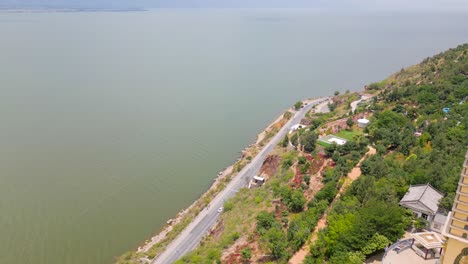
298,156,307,164
304,175,311,185
256,211,276,234
287,189,306,212
294,101,303,110
224,200,234,212
301,130,318,153
241,248,252,261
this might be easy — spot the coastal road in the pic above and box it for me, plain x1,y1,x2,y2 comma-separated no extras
152,97,329,264
350,94,372,112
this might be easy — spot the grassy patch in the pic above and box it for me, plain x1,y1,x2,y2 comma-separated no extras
334,128,363,141
177,183,273,262
317,140,331,147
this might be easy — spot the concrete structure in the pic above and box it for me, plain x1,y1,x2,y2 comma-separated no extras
431,212,448,233
441,151,468,264
318,135,347,146
253,175,265,185
383,239,439,264
410,232,445,260
357,118,370,128
289,124,305,134
399,184,444,225
249,175,266,188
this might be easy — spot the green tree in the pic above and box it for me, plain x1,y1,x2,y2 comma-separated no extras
263,227,288,259
348,251,366,264
313,181,337,203
439,192,455,211
298,156,307,164
346,117,354,129
360,233,391,255
206,249,222,262
324,143,338,157
241,248,252,262
256,211,276,234
224,200,234,211
301,130,318,153
288,189,306,212
304,175,311,185
281,152,295,169
294,101,303,110
334,91,340,96
291,133,299,146
287,219,310,251
414,218,429,230
281,135,289,148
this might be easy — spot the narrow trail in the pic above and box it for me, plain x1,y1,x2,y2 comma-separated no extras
289,146,376,264
305,159,330,202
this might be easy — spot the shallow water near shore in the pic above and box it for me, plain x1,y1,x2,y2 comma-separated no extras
0,8,467,264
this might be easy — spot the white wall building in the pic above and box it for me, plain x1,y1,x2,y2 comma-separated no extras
357,118,370,128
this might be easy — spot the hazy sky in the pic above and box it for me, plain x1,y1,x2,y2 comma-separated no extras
1,0,468,11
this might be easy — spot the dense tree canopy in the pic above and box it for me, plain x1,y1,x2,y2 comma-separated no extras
305,44,468,263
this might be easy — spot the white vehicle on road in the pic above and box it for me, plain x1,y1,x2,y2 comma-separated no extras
217,207,223,213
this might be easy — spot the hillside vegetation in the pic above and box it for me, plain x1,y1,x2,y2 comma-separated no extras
306,44,468,263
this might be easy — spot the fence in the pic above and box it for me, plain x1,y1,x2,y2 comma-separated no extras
382,238,413,263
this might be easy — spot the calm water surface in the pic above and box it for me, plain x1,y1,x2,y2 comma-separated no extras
0,9,467,264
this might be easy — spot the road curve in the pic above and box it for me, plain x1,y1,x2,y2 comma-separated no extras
152,97,329,264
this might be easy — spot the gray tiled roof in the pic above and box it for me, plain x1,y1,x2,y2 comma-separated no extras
399,184,443,215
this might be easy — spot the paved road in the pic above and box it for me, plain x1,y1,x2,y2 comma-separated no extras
350,95,371,112
152,97,329,264
315,100,331,114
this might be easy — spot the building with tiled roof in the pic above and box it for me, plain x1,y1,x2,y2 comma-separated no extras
400,183,444,225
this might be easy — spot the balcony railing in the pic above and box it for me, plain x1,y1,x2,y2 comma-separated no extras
451,215,468,224
457,190,468,197
453,206,468,214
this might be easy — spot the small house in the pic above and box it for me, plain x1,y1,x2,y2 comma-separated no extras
399,184,444,230
357,118,370,128
253,176,265,185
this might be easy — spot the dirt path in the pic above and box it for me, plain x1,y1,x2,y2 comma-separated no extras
289,146,376,264
305,159,329,202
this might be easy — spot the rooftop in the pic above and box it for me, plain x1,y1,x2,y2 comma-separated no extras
318,135,348,146
253,175,265,181
383,245,438,264
399,184,444,215
411,232,445,249
358,118,370,124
